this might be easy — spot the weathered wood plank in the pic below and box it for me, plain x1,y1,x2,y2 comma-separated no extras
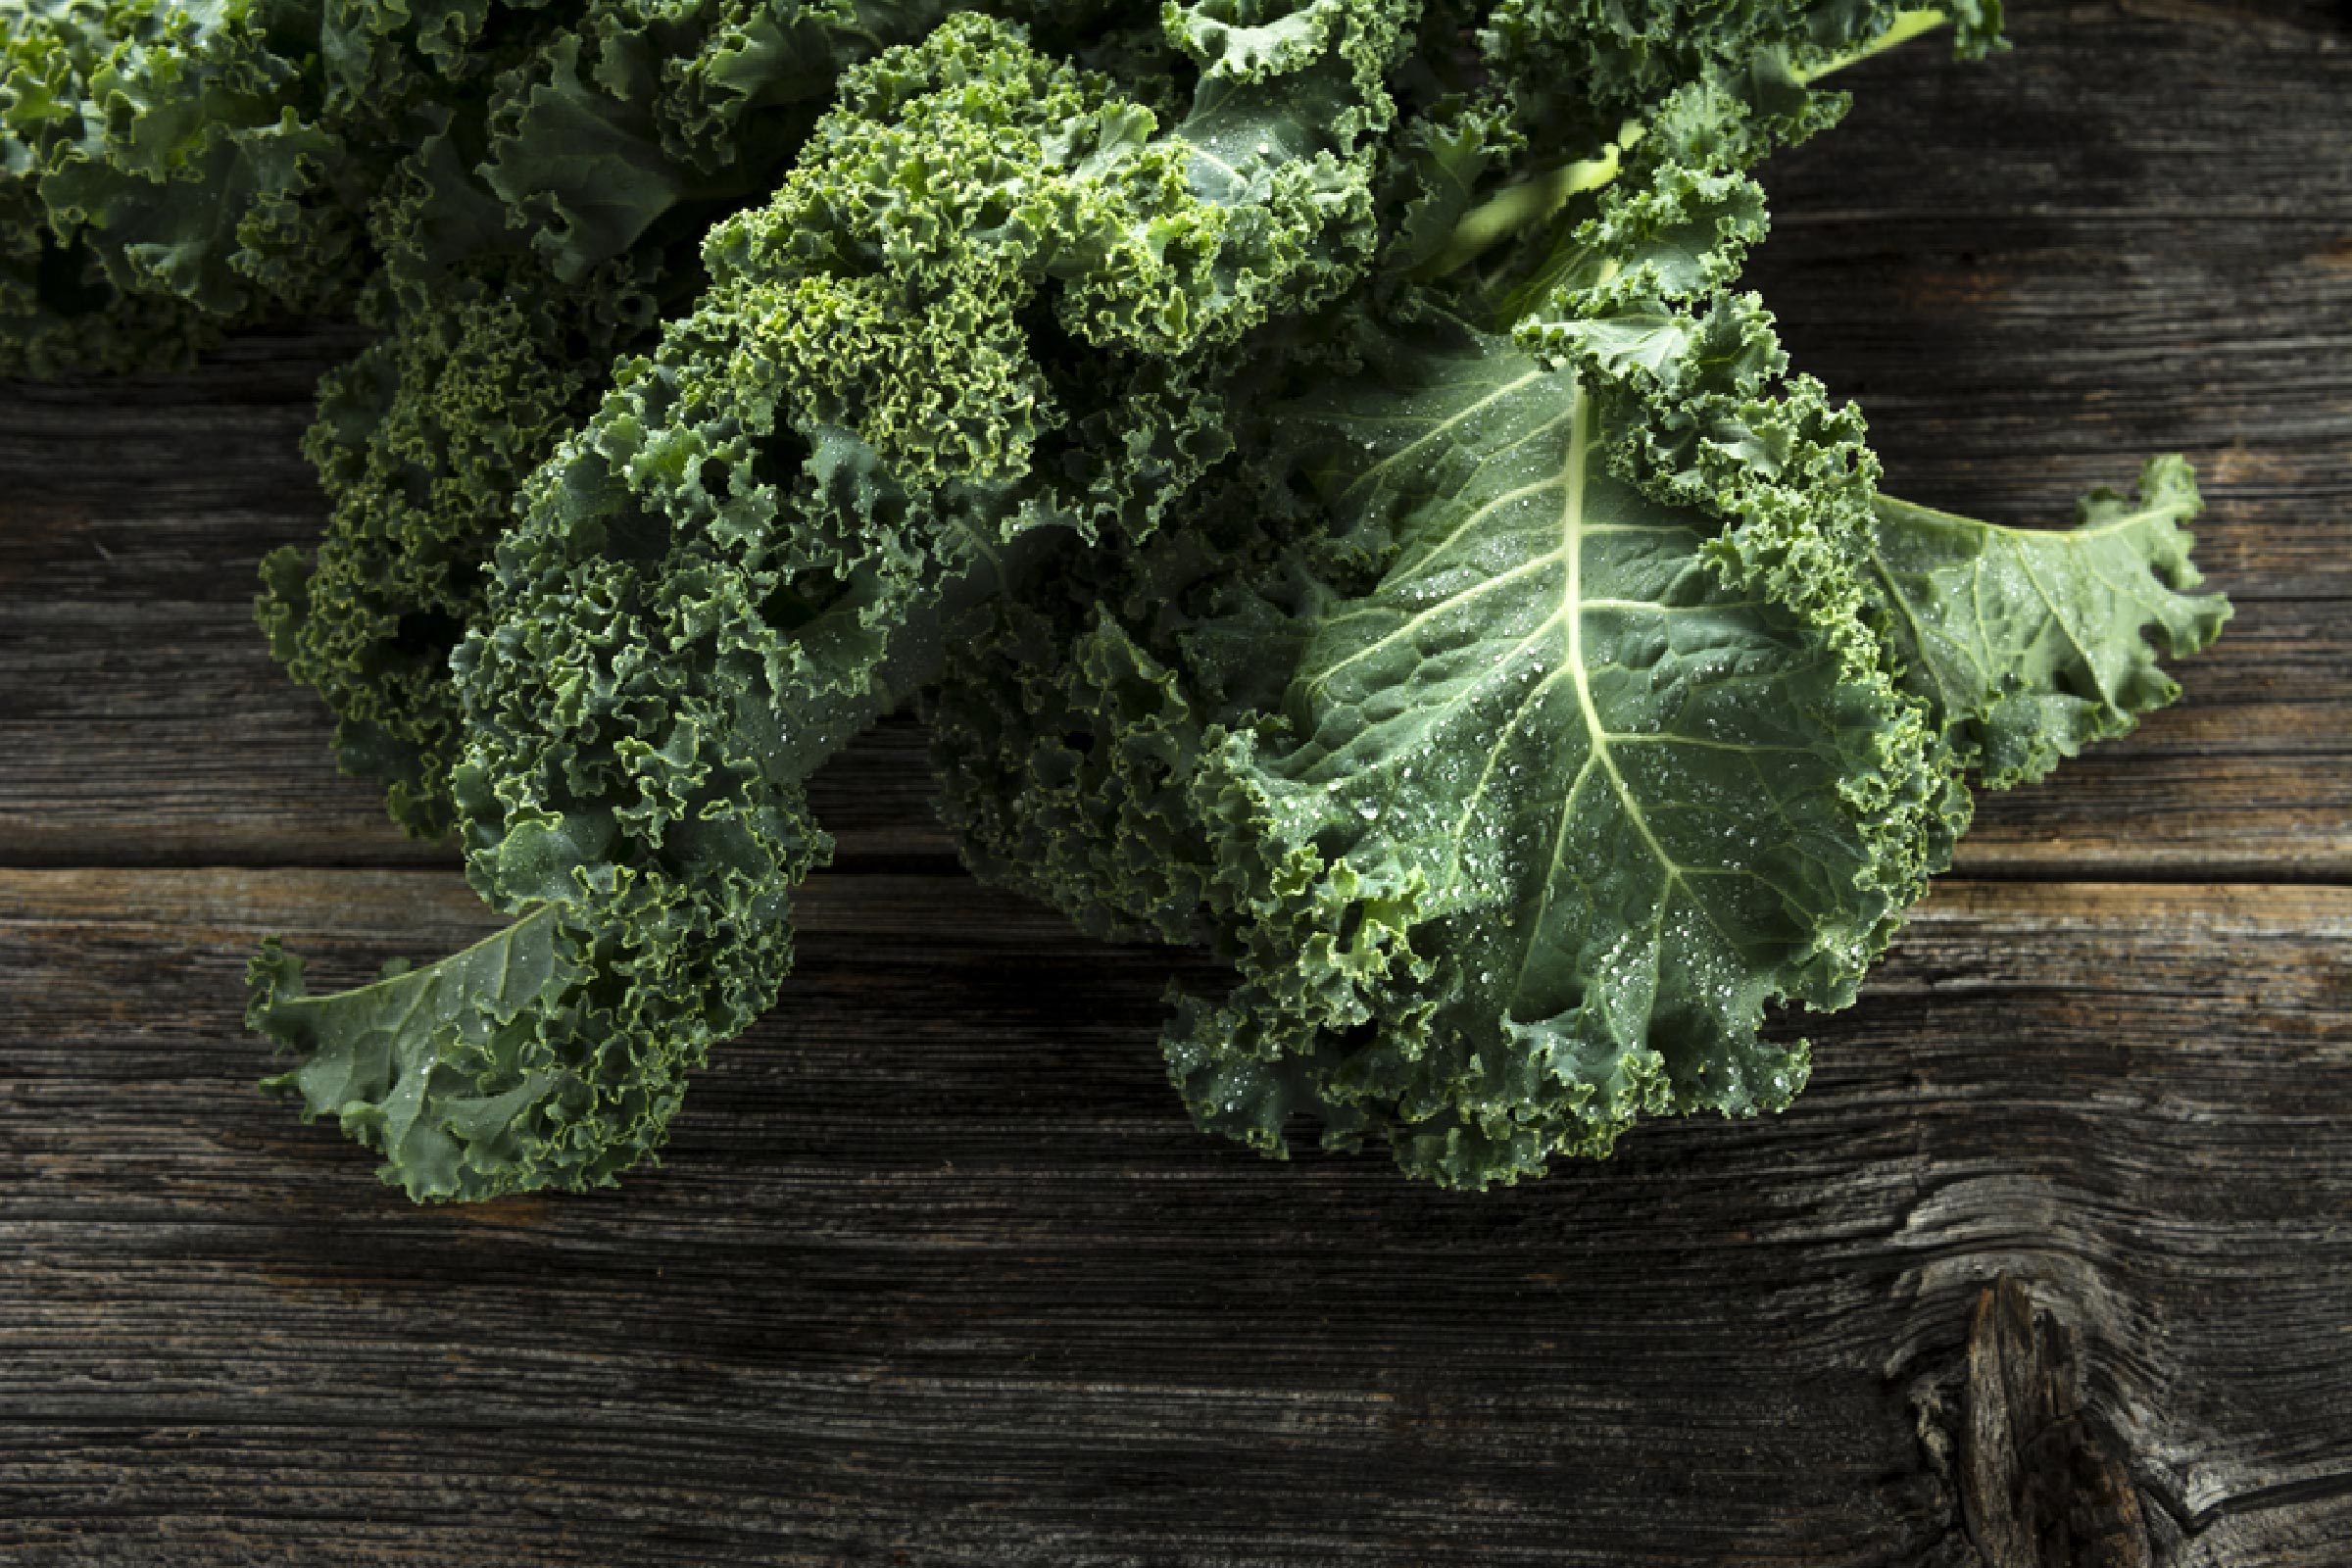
1,869,2346,1565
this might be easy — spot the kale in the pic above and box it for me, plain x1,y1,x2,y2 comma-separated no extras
2,1,2231,1199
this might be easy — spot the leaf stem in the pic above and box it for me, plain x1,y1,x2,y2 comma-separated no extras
1793,8,1951,84
1417,130,1642,278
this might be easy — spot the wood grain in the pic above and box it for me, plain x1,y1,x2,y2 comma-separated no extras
1,3,2348,1565
2,871,2349,1566
1960,1277,2153,1568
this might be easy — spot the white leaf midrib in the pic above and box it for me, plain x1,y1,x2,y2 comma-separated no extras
1555,386,1690,902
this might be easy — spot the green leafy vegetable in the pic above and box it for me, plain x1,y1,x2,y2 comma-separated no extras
251,3,1406,1198
1166,331,1956,1184
4,0,2230,1200
926,151,2217,1188
1866,457,2230,788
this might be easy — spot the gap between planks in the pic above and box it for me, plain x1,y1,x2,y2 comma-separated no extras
4,863,2348,940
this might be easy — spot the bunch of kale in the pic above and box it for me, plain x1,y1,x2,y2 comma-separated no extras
1,0,2229,1200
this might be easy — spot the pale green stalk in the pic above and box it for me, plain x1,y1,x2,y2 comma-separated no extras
1424,7,1951,277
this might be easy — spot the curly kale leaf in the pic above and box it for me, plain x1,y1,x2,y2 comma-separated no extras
248,12,749,843
1866,455,2231,788
1177,320,1954,1186
474,2,975,285
0,2,223,373
258,279,662,838
252,1,978,838
251,0,1410,840
929,156,2219,1189
935,238,1969,1190
933,327,1959,1184
928,594,1228,946
3,0,660,340
249,5,1407,1199
6,0,377,331
248,910,578,1202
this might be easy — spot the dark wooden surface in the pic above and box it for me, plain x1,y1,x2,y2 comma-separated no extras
2,4,2348,1564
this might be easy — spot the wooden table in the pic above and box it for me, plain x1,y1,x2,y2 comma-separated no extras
2,5,2347,1564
